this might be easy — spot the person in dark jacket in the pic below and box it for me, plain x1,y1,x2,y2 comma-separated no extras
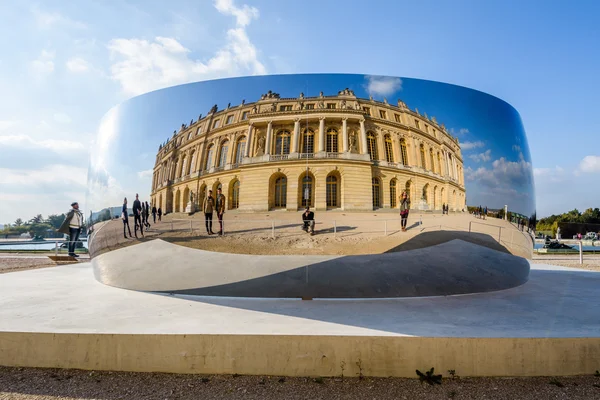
202,190,215,235
122,198,132,238
157,207,162,221
144,201,151,228
151,205,157,223
58,201,83,257
399,191,411,231
302,207,315,234
132,194,144,238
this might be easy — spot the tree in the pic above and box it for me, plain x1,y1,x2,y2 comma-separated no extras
14,218,23,226
29,214,44,224
46,214,66,230
28,223,52,239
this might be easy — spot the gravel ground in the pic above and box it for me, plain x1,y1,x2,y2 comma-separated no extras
2,367,600,400
0,257,57,274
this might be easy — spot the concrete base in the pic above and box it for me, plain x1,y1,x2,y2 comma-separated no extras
1,263,600,377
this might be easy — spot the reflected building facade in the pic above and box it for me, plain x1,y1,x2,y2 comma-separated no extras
151,89,466,213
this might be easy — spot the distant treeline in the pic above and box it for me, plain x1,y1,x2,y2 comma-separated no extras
537,208,600,235
1,214,76,238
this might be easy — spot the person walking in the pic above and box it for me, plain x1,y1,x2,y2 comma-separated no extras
144,201,151,228
215,188,226,235
58,201,83,257
151,204,157,223
202,190,215,235
132,194,144,238
400,191,411,232
122,198,132,238
157,207,162,221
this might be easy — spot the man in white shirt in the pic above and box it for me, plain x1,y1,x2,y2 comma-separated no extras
58,202,84,257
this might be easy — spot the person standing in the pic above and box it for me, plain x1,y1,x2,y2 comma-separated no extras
152,204,157,223
202,190,215,235
122,198,132,238
302,207,315,234
145,201,151,228
58,201,83,257
483,206,487,220
132,194,144,238
400,191,411,232
215,188,226,235
157,207,162,222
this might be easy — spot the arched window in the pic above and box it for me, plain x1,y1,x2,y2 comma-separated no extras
429,149,435,172
437,152,442,175
301,128,314,154
301,174,313,207
390,179,397,208
400,138,408,166
372,178,381,208
188,151,196,175
326,175,338,207
405,181,411,202
419,144,426,169
274,176,287,208
180,156,186,177
367,132,378,161
326,128,338,153
422,184,429,202
274,130,291,155
235,136,246,165
231,180,240,209
204,145,214,170
384,135,394,162
218,140,229,167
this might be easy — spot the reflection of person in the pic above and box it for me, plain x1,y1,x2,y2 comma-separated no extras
483,206,487,220
400,191,410,232
215,188,226,236
152,205,157,223
202,190,215,235
302,207,315,234
58,201,83,257
132,194,144,238
122,198,132,239
556,227,561,240
145,201,151,228
157,207,162,221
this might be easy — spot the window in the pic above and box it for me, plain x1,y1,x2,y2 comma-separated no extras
420,144,426,169
379,110,387,119
196,126,202,136
326,175,338,207
301,175,313,207
384,135,394,162
429,149,435,172
231,181,240,209
280,105,292,111
437,152,442,174
187,131,194,140
424,124,429,133
274,130,291,155
305,104,314,110
180,157,187,177
218,140,229,167
302,128,314,154
189,152,196,175
367,132,378,161
226,115,234,124
235,137,246,165
414,119,420,129
241,111,248,120
326,128,338,153
390,179,397,208
433,129,436,137
394,114,401,123
362,107,371,115
372,178,381,208
400,138,409,166
274,177,287,208
326,103,336,109
405,181,411,202
205,145,214,170
422,184,429,202
213,119,220,129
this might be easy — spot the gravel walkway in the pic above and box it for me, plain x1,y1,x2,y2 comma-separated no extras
1,368,600,399
0,258,57,274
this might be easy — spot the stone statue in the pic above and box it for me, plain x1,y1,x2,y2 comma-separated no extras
355,101,361,110
340,100,346,109
348,132,357,153
299,92,304,99
383,98,388,104
369,95,373,101
209,104,218,114
198,113,202,120
256,135,265,156
319,91,324,98
415,107,420,115
227,103,231,109
317,100,324,109
251,105,258,114
297,101,304,110
241,99,245,105
271,102,277,112
189,190,194,204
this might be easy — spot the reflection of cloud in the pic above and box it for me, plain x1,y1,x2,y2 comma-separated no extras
512,144,521,152
460,141,484,150
86,168,128,212
108,0,266,96
466,156,533,188
578,155,600,173
364,76,402,97
138,169,153,179
92,106,120,171
469,149,491,162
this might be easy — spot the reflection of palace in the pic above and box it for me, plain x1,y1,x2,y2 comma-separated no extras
150,89,466,213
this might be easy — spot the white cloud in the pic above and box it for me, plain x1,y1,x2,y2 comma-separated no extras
107,1,266,96
533,166,566,182
137,169,153,179
31,5,87,29
364,76,402,97
53,113,72,124
0,120,19,131
469,149,491,162
30,50,55,78
450,128,469,136
578,155,600,173
460,140,485,150
0,164,87,187
66,57,90,73
0,134,84,153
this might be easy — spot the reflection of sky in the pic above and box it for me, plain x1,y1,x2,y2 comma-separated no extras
87,74,535,216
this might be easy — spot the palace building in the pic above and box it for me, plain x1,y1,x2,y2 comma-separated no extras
150,89,466,213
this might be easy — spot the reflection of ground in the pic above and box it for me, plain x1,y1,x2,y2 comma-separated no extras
90,211,532,258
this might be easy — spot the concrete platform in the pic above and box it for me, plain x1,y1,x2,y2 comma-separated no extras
92,239,530,298
1,262,600,377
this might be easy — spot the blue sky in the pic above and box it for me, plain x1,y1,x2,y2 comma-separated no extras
1,0,599,223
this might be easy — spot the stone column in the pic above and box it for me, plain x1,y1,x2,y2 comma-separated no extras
292,118,300,153
318,117,325,152
342,118,348,152
359,119,367,155
265,121,273,156
244,123,253,157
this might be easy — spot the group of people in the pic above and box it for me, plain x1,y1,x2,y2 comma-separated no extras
122,194,162,239
201,188,226,235
474,205,488,220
